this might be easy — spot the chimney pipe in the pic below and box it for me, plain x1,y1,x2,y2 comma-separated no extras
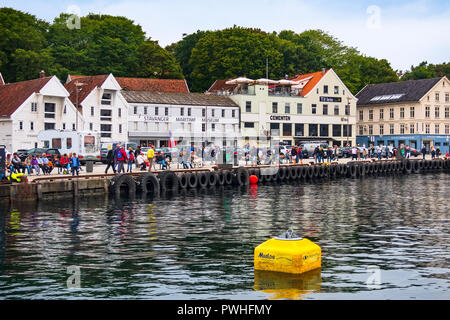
39,70,46,78
322,68,326,75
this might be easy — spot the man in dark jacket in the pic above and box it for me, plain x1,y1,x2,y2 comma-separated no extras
105,149,116,174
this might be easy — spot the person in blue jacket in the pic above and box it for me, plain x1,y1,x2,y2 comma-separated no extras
70,153,81,176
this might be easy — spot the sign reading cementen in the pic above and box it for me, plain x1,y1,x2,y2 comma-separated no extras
320,96,342,102
270,115,291,121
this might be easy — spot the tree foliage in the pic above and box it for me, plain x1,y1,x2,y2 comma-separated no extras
402,61,450,81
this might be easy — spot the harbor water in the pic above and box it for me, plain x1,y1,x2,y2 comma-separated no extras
0,173,449,299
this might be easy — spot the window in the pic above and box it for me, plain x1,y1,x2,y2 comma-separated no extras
134,122,138,130
312,104,317,114
369,109,373,121
446,93,449,102
101,92,112,105
202,108,206,117
446,124,449,134
425,124,430,134
52,138,62,149
133,106,137,115
180,107,184,116
390,124,394,134
400,107,404,118
19,121,23,130
155,107,159,116
188,108,192,117
345,105,350,116
435,107,440,118
359,110,364,121
334,86,339,94
446,107,450,118
202,123,205,132
410,124,415,134
369,124,373,135
309,124,318,136
334,105,339,115
144,106,147,115
44,103,56,118
45,123,55,130
101,124,112,137
270,123,280,136
91,106,95,116
389,108,394,119
410,107,415,118
118,108,122,117
232,110,235,118
165,107,169,116
62,123,66,130
246,101,251,112
211,123,215,131
343,125,352,137
323,85,328,94
295,124,304,136
435,124,440,134
283,123,292,136
272,102,278,113
379,124,384,135
244,122,254,128
359,125,364,135
322,104,328,115
297,103,302,114
425,106,430,118
100,109,112,121
221,109,224,117
67,138,72,149
400,124,405,134
63,105,66,114
31,102,37,112
30,121,34,131
379,108,384,120
332,124,341,137
72,123,76,131
211,109,215,117
119,124,122,134
435,93,440,101
89,123,93,131
285,103,290,114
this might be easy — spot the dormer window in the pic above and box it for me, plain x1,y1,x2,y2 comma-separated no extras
101,92,112,105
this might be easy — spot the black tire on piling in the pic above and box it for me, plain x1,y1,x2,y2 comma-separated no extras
178,173,188,190
110,174,136,197
136,172,159,195
208,171,218,186
278,167,287,181
403,160,412,174
330,165,337,178
348,164,357,178
341,164,348,177
223,170,233,185
159,171,179,193
313,165,320,179
301,166,308,180
234,167,250,186
307,166,314,180
216,171,225,186
290,166,299,180
197,171,208,188
411,160,420,174
187,172,198,188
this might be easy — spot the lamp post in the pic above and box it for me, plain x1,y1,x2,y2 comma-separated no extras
74,81,86,132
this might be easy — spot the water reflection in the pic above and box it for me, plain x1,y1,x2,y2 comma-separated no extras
0,174,449,299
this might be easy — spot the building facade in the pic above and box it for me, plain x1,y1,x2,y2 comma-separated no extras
122,91,240,148
208,69,357,147
356,76,450,153
0,74,81,152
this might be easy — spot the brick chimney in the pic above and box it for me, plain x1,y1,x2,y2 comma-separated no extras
39,70,46,78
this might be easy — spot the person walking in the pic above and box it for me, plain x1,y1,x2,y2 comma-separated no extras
406,146,411,159
126,147,135,173
60,154,69,174
147,145,155,172
105,149,116,174
377,146,382,160
436,146,441,159
431,146,436,159
351,146,357,160
116,146,128,173
421,145,427,160
70,153,81,176
134,146,141,169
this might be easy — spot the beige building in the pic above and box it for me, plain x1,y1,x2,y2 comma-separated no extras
356,76,450,153
208,69,357,148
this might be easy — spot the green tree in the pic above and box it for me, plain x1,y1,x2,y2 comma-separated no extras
402,61,450,80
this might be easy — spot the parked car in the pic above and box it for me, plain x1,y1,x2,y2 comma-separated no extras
17,149,29,161
100,148,109,163
26,148,61,158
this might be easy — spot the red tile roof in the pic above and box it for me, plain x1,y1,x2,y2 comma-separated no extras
207,79,238,93
0,77,52,117
64,75,109,107
115,77,189,93
292,70,329,96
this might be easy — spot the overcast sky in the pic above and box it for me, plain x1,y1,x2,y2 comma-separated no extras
3,0,450,72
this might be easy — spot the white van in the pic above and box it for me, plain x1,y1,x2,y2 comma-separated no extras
37,130,100,164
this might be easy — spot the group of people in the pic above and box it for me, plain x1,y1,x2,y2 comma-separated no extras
3,152,82,179
313,146,338,164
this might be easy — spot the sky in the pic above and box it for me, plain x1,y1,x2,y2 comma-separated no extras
2,0,450,72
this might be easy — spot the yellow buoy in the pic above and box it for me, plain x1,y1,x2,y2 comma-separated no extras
254,230,321,274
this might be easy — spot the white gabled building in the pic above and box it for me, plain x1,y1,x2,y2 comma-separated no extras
0,72,81,152
65,74,129,143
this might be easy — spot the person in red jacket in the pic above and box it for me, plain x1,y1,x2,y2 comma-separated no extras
116,146,128,173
